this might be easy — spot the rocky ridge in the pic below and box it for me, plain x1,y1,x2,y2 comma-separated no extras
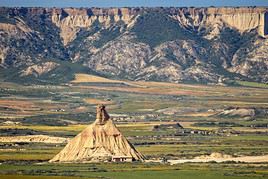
0,7,268,84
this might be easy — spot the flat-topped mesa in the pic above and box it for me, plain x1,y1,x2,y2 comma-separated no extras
95,104,110,125
1,7,267,45
50,7,268,40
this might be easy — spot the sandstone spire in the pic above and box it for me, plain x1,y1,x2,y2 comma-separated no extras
95,104,110,125
49,104,145,163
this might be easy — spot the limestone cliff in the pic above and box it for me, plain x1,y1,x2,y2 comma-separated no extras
48,7,268,45
0,7,268,84
51,8,138,45
170,7,268,38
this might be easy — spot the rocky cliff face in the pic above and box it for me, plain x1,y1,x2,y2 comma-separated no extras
170,7,268,38
51,8,138,45
0,7,267,84
38,7,268,45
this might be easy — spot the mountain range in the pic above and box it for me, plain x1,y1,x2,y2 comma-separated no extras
0,7,267,84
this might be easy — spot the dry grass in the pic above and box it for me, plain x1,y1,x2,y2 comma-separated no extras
0,99,38,111
0,175,83,179
79,85,207,96
83,98,115,105
179,122,196,128
72,74,268,99
131,81,210,89
182,112,217,117
71,73,146,88
117,121,179,128
0,125,87,133
71,73,122,83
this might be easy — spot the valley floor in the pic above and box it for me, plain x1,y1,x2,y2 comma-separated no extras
0,75,267,178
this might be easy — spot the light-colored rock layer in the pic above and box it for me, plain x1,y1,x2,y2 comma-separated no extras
217,108,255,117
0,17,33,38
228,38,268,82
168,153,268,164
20,61,59,77
0,135,69,143
171,7,268,38
49,7,268,45
87,37,219,83
51,8,135,45
0,46,9,64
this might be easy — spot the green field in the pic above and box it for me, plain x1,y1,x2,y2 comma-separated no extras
0,162,268,179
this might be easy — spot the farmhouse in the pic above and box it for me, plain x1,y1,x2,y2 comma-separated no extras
112,156,133,162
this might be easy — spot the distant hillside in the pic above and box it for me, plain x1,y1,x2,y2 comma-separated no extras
0,7,268,84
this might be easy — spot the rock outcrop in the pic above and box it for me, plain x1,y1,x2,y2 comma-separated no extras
171,7,268,38
216,107,268,118
0,135,69,144
49,104,145,163
1,7,268,84
51,8,138,45
228,38,268,83
20,62,59,77
48,7,268,45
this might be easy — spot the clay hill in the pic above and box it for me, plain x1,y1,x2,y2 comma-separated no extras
1,7,268,84
49,105,145,163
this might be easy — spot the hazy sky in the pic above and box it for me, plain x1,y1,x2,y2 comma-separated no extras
1,0,268,7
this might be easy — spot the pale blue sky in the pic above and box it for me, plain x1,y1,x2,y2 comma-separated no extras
0,0,268,7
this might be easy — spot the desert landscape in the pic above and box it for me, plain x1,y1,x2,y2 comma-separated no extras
0,1,268,179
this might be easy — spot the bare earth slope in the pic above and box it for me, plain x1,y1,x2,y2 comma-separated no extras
49,105,145,163
168,153,268,164
0,135,69,144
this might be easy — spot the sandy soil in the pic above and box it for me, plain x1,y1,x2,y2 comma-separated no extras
146,153,268,164
0,135,69,143
168,154,268,164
